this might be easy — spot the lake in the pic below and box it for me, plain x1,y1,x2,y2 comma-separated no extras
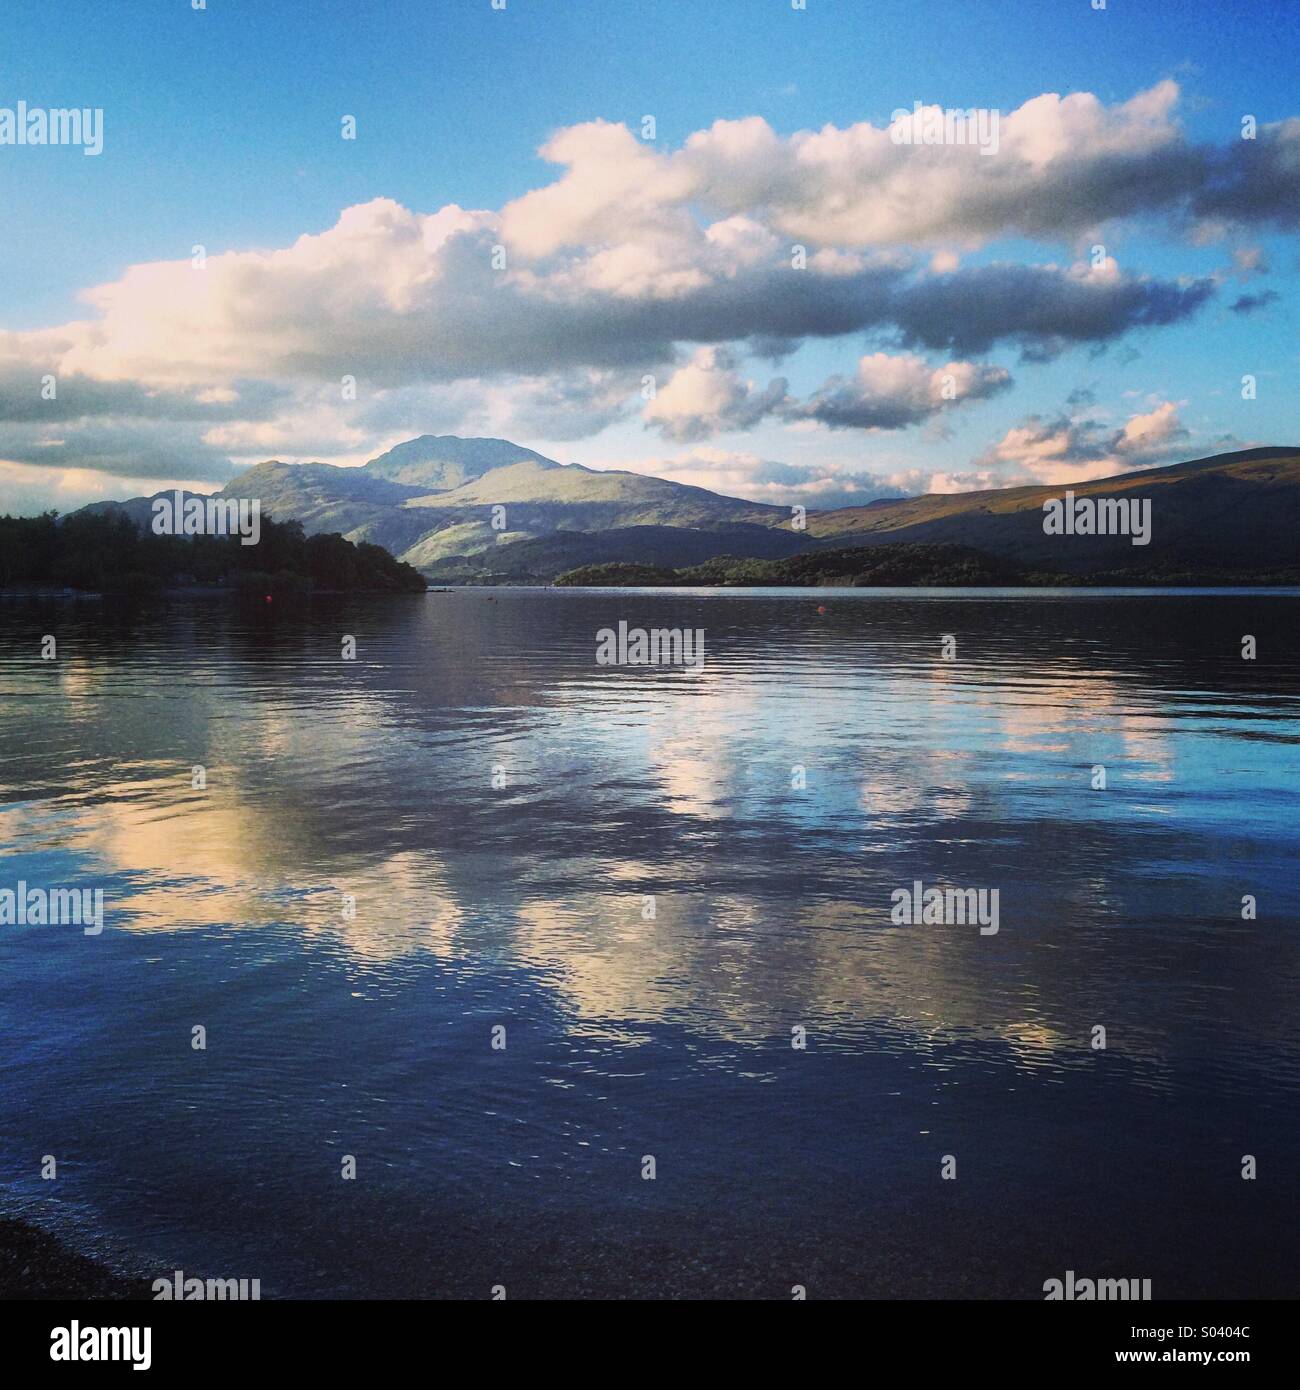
1,588,1298,1298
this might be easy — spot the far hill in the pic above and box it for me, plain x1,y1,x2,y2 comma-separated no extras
423,522,815,584
556,543,1034,588
211,435,793,575
69,441,1300,584
363,434,559,489
555,543,1300,589
0,511,426,596
805,447,1300,576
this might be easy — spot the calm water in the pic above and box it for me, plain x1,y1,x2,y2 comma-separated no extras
1,588,1298,1298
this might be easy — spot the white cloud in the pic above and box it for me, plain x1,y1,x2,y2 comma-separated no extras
643,348,788,441
502,83,1196,254
618,446,910,510
791,352,1011,430
644,347,1011,441
974,400,1189,484
6,79,1287,507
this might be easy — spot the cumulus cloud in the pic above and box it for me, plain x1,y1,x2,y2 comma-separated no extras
18,199,908,391
500,83,1300,254
1192,117,1300,232
0,191,1208,497
643,347,1011,441
974,400,1189,484
352,369,639,445
0,416,241,484
3,149,1216,400
619,446,910,510
5,78,1288,507
1228,289,1279,315
503,85,1204,253
0,457,229,515
643,348,788,441
791,351,1011,430
889,256,1213,360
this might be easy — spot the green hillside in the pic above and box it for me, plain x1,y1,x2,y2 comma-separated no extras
69,440,1300,585
804,447,1300,574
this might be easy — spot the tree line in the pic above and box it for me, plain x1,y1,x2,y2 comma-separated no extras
0,511,428,594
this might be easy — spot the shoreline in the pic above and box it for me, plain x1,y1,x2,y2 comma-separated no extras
0,1217,150,1300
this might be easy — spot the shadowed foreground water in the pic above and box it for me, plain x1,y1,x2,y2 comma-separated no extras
1,588,1298,1298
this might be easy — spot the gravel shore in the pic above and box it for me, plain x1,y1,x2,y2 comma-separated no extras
0,1218,150,1300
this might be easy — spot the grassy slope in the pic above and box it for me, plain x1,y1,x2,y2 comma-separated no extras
556,542,1033,587
215,454,786,565
555,538,1300,588
803,448,1300,574
80,445,1300,583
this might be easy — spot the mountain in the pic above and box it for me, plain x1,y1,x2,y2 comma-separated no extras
363,434,558,489
1,509,426,595
418,522,815,584
217,460,440,558
214,435,795,577
556,542,1034,588
804,447,1300,575
68,441,1300,584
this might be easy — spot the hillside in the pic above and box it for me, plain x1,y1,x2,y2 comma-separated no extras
805,447,1300,574
420,522,815,584
363,434,559,489
0,511,427,595
555,543,1300,589
555,543,1034,588
213,435,792,573
68,440,1300,585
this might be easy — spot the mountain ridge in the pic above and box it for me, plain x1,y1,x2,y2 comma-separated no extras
362,434,560,489
68,438,1300,584
808,446,1300,575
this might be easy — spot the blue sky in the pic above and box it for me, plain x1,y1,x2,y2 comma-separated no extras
1,0,1297,513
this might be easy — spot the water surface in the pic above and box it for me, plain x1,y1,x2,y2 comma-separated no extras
1,588,1298,1297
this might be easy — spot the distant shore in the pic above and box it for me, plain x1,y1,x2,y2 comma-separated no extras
0,583,426,600
550,544,1300,589
0,1218,149,1300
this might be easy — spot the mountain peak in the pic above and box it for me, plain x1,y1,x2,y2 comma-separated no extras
362,435,561,490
